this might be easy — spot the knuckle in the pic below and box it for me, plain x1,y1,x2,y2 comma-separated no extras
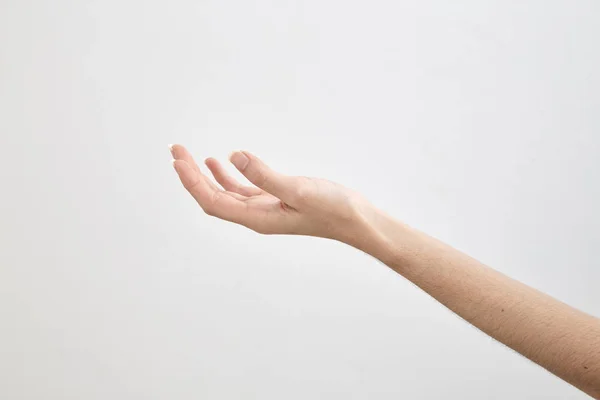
210,190,221,203
185,178,203,194
203,192,222,217
245,160,270,188
253,170,269,188
293,184,312,202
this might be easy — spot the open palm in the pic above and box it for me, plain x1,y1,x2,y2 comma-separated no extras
170,144,366,241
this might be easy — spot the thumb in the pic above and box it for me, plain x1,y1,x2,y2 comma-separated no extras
229,151,295,201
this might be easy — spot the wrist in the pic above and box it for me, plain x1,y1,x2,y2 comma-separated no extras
343,201,402,257
344,201,433,274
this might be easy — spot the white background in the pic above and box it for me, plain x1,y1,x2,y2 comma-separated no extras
1,0,599,398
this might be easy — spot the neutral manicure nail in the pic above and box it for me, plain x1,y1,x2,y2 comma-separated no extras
230,151,249,170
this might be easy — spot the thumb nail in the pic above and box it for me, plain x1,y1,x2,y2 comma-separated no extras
229,151,249,171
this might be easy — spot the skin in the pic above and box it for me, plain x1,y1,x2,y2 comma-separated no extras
170,144,600,398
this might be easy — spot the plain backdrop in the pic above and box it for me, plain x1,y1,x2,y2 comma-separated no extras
1,0,599,398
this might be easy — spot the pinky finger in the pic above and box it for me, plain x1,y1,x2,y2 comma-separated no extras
172,159,251,225
172,159,216,210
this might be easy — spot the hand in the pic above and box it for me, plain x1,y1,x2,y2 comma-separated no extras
170,144,372,244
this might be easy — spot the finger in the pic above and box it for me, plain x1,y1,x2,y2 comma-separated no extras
169,144,201,173
223,191,249,201
169,144,222,192
228,151,296,202
172,159,250,225
205,157,262,196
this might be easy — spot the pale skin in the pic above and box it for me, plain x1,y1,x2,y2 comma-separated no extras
170,144,600,398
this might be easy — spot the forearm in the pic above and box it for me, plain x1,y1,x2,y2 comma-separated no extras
351,206,600,398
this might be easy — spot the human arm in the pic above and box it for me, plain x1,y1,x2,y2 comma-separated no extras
170,144,600,398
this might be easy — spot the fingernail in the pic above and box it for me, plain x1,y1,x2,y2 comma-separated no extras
171,159,177,169
168,144,175,155
229,151,249,170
